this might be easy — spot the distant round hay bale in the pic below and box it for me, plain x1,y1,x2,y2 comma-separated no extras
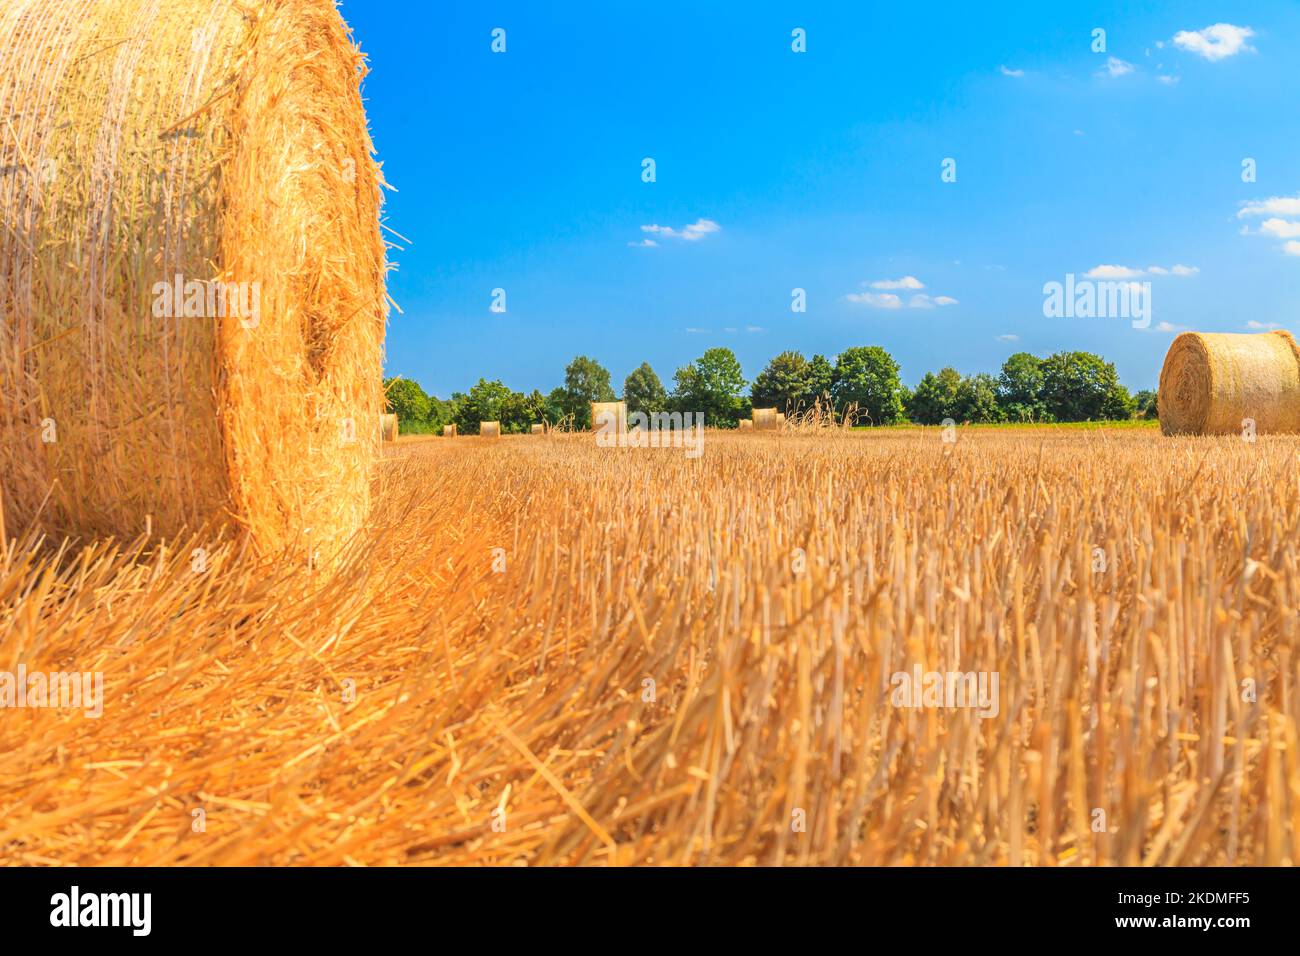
0,0,386,556
380,414,399,442
590,401,627,432
753,408,779,431
777,412,787,428
480,421,501,438
738,419,753,431
442,424,458,438
1158,331,1300,436
530,423,545,435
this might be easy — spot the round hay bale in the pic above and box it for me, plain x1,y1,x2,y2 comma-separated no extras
480,421,501,438
530,423,544,435
380,414,399,442
0,0,386,557
442,423,458,438
1158,331,1300,436
752,407,779,431
738,419,753,431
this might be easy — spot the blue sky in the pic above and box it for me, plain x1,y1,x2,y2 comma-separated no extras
343,1,1300,395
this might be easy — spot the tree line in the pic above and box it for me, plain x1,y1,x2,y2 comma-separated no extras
385,346,1157,435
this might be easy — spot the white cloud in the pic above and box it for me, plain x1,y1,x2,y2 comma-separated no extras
1086,264,1146,279
999,65,1024,78
996,334,1019,342
628,238,657,248
1247,320,1281,330
1098,56,1135,78
881,293,959,309
745,325,764,333
1154,321,1181,332
1172,24,1255,62
1239,195,1300,219
869,275,925,290
1238,201,1300,256
723,326,738,333
851,277,955,309
684,327,709,334
1081,264,1190,278
846,292,903,309
1260,219,1300,239
639,218,721,242
1157,74,1180,85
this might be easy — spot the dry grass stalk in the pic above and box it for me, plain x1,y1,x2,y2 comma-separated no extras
1,427,1296,865
785,397,862,434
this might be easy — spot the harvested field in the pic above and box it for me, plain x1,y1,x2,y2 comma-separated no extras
1,427,1297,865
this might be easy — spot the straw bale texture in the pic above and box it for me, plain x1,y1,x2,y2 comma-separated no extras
480,421,500,438
1158,331,1300,436
0,0,387,556
738,419,753,431
530,423,544,435
442,423,457,438
753,407,779,431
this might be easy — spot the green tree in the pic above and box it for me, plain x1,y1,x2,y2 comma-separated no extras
560,355,616,427
426,395,452,432
545,387,570,427
623,362,668,416
672,347,748,426
906,367,963,424
1134,389,1158,420
384,377,431,430
802,354,835,410
831,346,905,425
997,352,1049,423
1040,351,1126,422
955,372,1004,423
751,351,810,414
455,379,515,434
1101,382,1137,421
521,389,550,425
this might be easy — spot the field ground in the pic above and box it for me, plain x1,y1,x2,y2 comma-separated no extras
1,426,1297,865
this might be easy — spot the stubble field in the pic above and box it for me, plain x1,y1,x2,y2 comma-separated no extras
1,426,1297,865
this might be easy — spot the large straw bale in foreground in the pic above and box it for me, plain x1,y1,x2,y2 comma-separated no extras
0,0,387,554
1158,331,1300,436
